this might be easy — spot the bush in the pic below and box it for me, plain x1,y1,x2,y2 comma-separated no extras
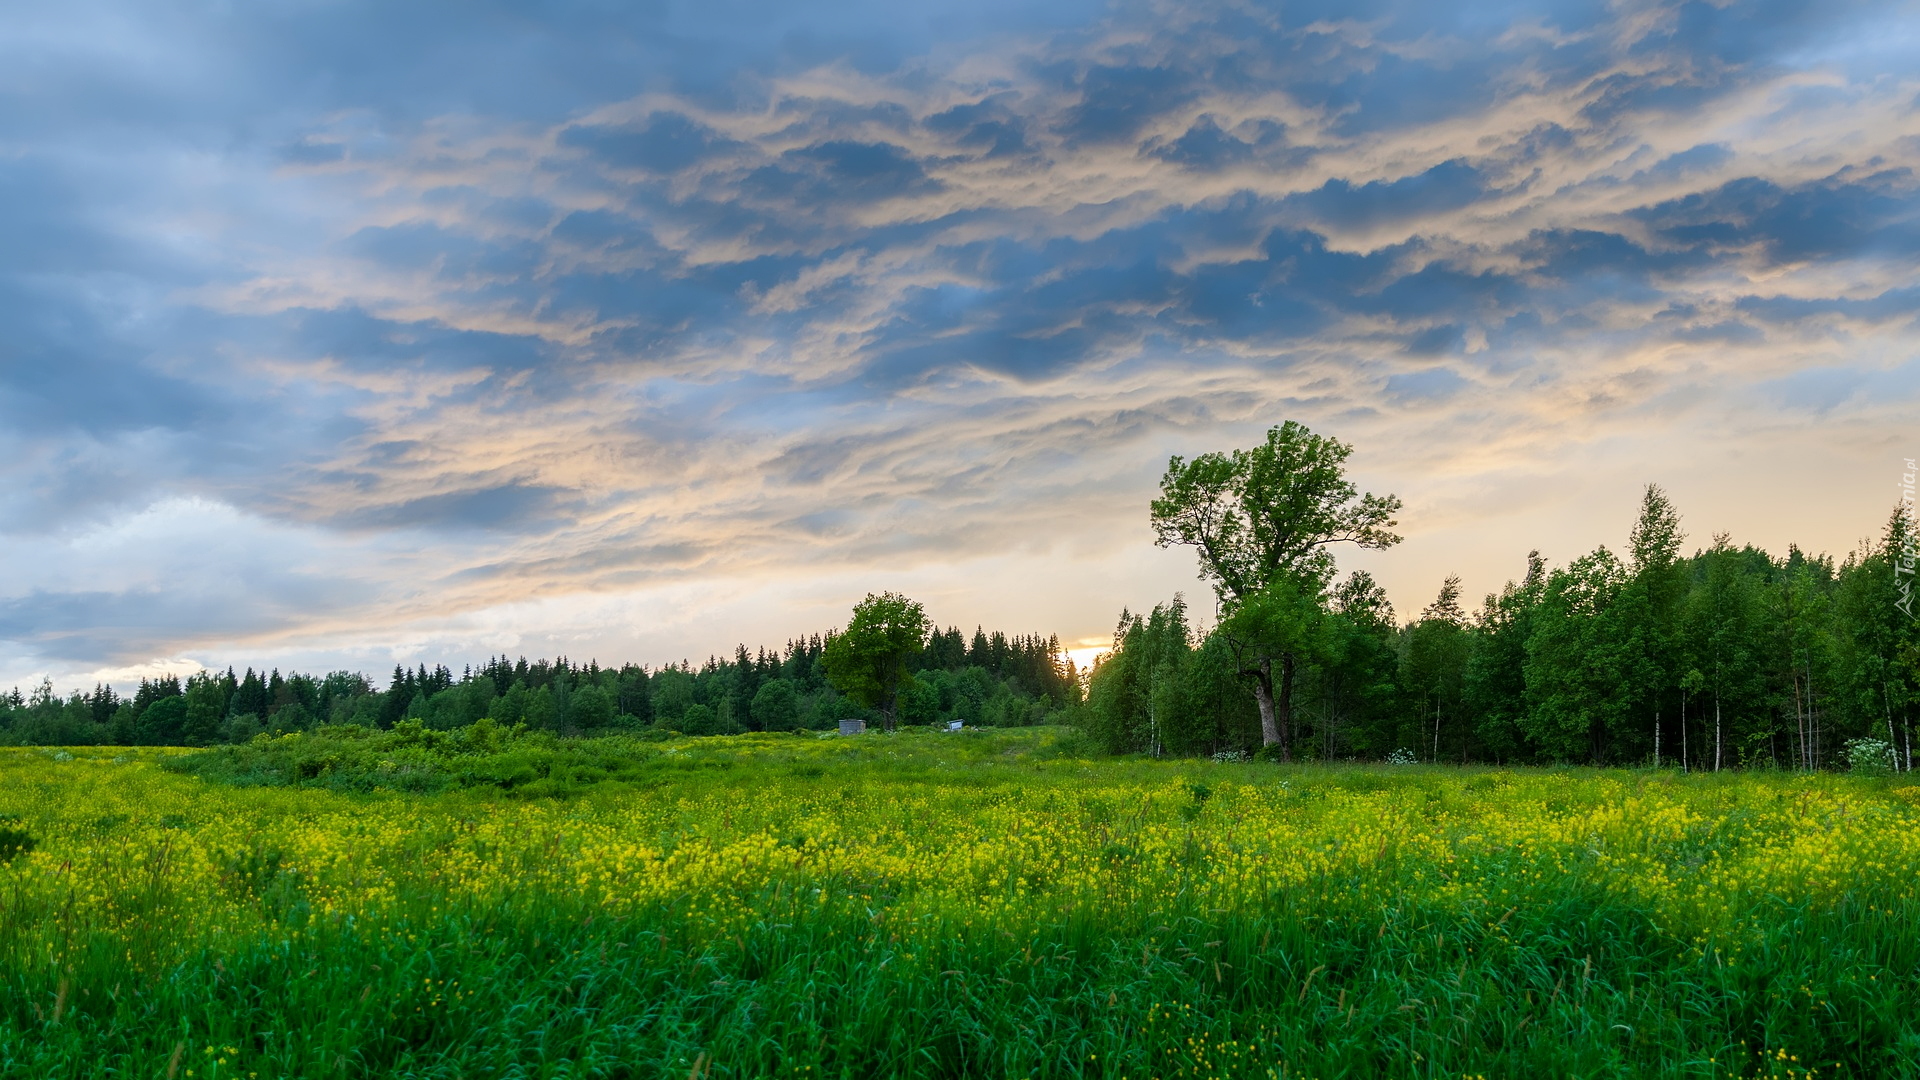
1844,737,1896,777
751,680,801,732
681,704,716,736
164,719,673,797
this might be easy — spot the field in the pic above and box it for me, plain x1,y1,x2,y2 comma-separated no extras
3,731,1919,1079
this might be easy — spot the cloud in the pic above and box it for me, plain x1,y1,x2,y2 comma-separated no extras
3,0,1918,683
1386,367,1470,402
559,112,745,173
331,483,569,531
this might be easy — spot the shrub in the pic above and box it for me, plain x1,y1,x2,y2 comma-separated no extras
1844,737,1896,777
164,721,672,797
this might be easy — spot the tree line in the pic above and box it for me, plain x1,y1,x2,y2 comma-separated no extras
7,420,1914,772
1088,423,1918,770
0,624,1081,748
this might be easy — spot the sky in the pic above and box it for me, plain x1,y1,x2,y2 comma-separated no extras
4,0,1919,691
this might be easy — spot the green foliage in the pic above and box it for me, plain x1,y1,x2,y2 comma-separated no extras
1523,547,1637,762
164,720,678,797
1,617,1071,755
182,674,226,745
0,819,32,864
680,703,717,736
1401,576,1470,763
750,678,801,732
1463,552,1544,762
1086,600,1192,755
568,684,614,730
896,675,941,727
136,696,188,746
1152,421,1403,755
1151,420,1402,602
821,591,931,731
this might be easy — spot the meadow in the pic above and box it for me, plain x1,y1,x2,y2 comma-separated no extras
2,730,1918,1079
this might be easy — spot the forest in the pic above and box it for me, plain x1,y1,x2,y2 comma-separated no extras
5,425,1917,774
0,626,1078,749
1089,485,1919,771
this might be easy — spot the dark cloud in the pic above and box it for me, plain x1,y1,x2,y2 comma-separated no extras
925,98,1035,158
1635,170,1920,265
1293,160,1491,232
0,590,209,663
559,112,743,172
2,0,1914,672
333,483,568,532
275,307,557,376
742,140,941,204
1385,367,1468,402
1058,64,1197,145
1735,286,1920,324
0,289,220,439
1404,325,1465,356
1147,115,1260,169
1520,229,1711,284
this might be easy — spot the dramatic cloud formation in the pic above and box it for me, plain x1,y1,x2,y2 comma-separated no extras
4,0,1918,685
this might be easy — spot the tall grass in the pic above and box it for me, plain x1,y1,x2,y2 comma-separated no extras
2,731,1917,1078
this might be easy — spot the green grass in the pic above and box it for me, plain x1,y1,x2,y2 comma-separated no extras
2,731,1918,1078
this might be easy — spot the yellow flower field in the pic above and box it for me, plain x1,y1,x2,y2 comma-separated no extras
2,731,1917,1079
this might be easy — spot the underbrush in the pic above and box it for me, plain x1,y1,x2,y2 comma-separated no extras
163,721,1099,797
167,719,683,796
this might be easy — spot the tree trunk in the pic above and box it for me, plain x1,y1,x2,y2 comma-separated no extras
1714,693,1723,772
1277,652,1296,761
1432,695,1441,763
1146,697,1161,758
1254,659,1280,748
1793,672,1806,770
1806,662,1818,769
1654,706,1660,769
1886,685,1900,772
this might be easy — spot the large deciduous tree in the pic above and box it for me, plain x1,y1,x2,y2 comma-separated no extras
822,592,931,732
1151,421,1401,757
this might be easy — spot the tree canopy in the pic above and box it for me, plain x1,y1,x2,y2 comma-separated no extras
1150,421,1402,756
1150,420,1402,602
821,592,933,732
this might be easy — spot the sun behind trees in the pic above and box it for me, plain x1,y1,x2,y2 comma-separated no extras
4,424,1917,773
